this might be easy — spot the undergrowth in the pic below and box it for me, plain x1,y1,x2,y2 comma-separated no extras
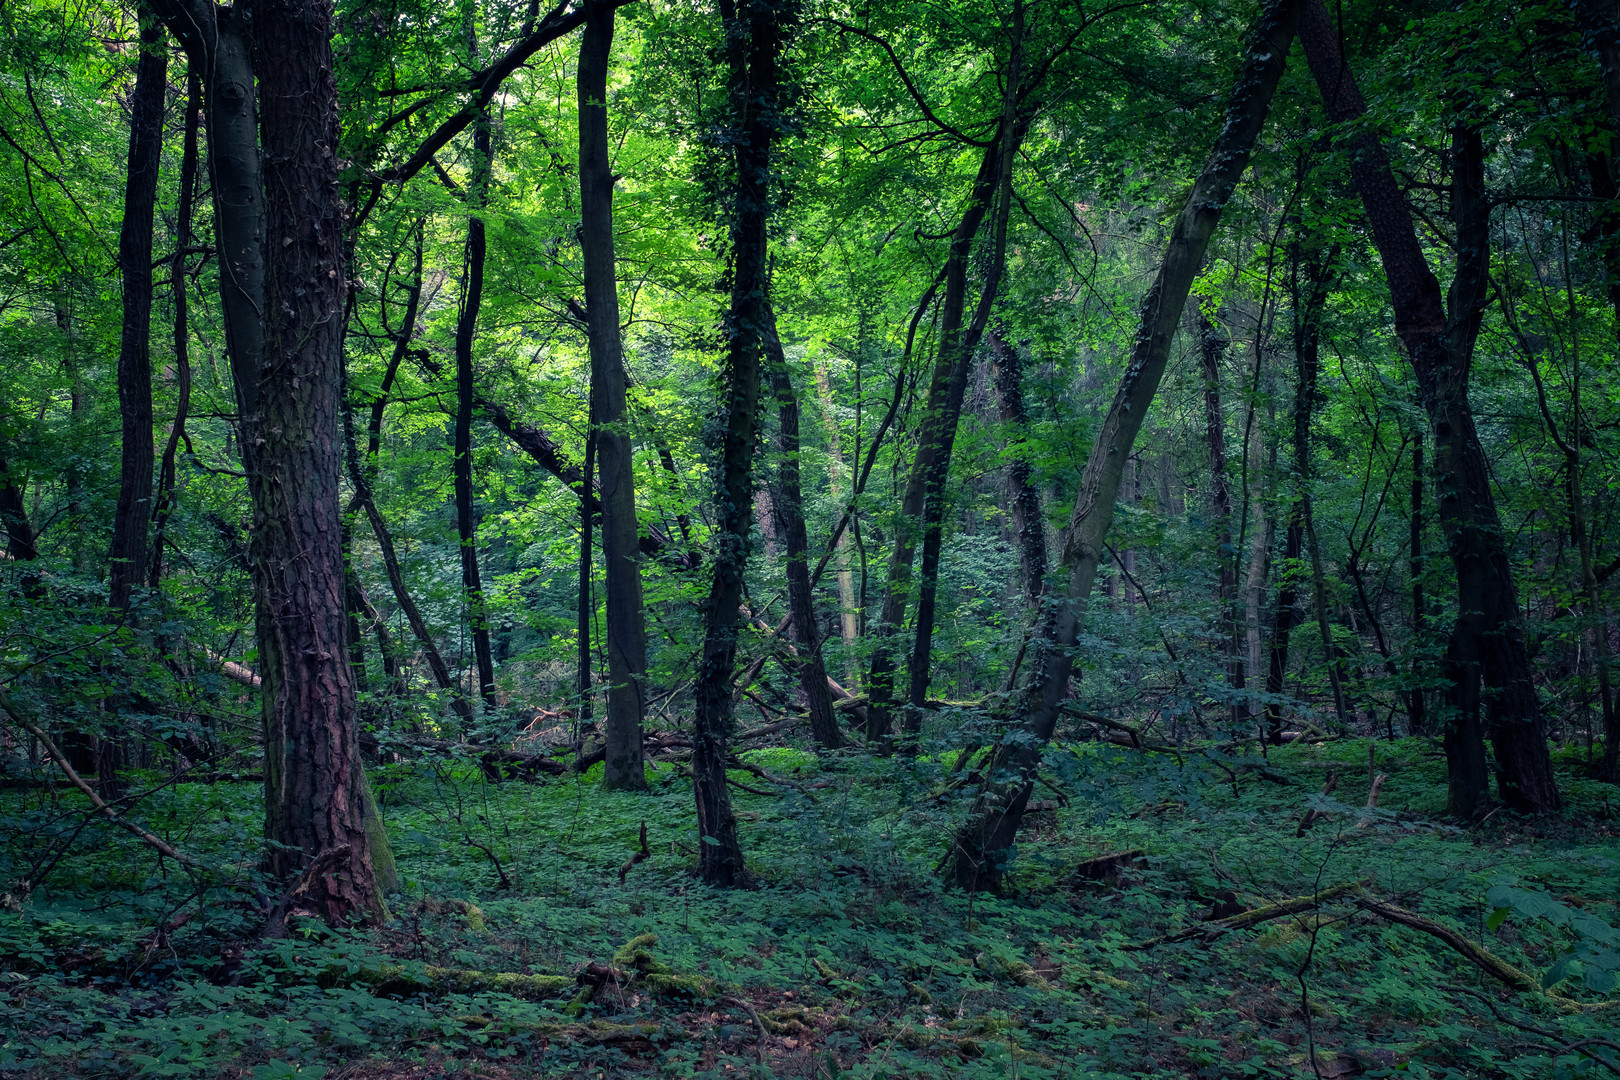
1,736,1617,1078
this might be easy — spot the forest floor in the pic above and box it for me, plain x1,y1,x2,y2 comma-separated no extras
1,734,1617,1079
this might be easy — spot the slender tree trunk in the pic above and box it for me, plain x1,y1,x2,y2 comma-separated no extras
149,72,200,590
866,125,1019,742
691,0,791,885
764,316,842,749
578,413,595,728
813,359,860,683
1408,431,1426,734
1265,505,1304,741
948,0,1300,889
1298,0,1558,813
454,112,496,711
245,0,390,919
1290,245,1352,730
905,4,1025,725
109,12,166,615
578,0,648,787
1196,308,1243,722
988,327,1047,604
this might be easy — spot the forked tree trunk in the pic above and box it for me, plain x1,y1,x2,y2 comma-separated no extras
252,0,392,918
905,1,1024,724
690,0,791,886
578,0,649,788
764,317,842,749
1298,0,1558,814
947,0,1300,890
109,12,166,616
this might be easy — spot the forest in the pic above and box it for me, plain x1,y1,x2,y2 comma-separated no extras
1,0,1619,1074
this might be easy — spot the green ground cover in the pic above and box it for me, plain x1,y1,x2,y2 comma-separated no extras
1,738,1616,1079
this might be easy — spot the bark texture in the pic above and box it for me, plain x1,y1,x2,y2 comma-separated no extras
691,0,793,885
1195,308,1242,720
947,0,1300,889
252,0,388,920
109,13,167,614
1297,0,1558,814
988,328,1047,605
579,0,649,788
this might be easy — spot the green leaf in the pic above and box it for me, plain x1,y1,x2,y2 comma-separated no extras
1485,907,1510,932
701,834,721,845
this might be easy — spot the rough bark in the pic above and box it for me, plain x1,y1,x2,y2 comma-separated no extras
108,12,166,614
1297,0,1558,813
454,111,497,711
252,0,389,919
578,0,648,788
987,327,1047,605
764,317,842,749
947,0,1300,890
691,0,791,886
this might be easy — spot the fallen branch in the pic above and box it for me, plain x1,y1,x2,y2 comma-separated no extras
1134,878,1369,949
0,686,201,868
618,821,650,884
1296,771,1340,837
1356,898,1537,993
1356,773,1387,828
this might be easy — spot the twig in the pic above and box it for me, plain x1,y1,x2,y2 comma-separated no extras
723,995,767,1063
1296,771,1340,837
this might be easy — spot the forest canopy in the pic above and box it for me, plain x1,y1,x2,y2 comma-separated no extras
1,0,1618,1075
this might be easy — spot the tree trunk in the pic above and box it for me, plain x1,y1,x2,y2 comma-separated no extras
813,358,860,680
252,0,391,918
1408,431,1426,734
109,12,166,615
987,327,1047,605
0,455,34,563
866,127,1017,742
690,0,790,886
1290,244,1353,730
578,0,648,788
905,2,1025,725
947,0,1300,890
1195,307,1243,722
764,316,842,749
454,111,496,711
1266,504,1304,742
1297,0,1558,814
149,71,200,590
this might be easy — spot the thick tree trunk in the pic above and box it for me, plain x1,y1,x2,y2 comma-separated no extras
691,0,791,886
454,113,497,711
578,0,648,788
149,72,200,590
1196,308,1243,722
109,13,166,615
1298,0,1558,814
0,455,34,563
764,317,842,749
947,0,1299,890
988,327,1047,605
252,0,390,918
